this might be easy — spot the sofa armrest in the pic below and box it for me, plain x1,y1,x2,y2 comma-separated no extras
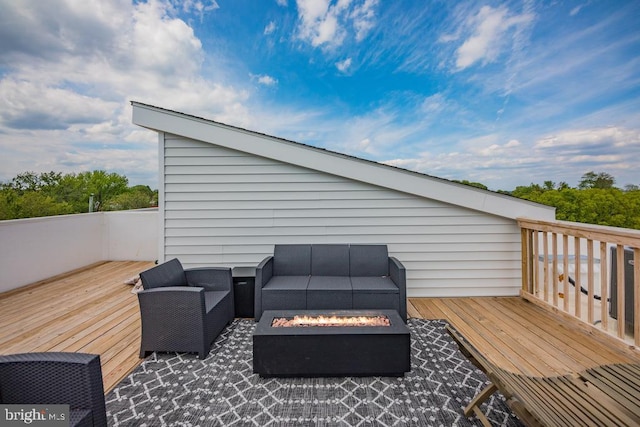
389,257,407,322
256,256,273,288
254,256,273,322
185,267,232,292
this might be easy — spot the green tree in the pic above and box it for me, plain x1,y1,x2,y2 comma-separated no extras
77,170,129,211
455,180,488,190
105,186,156,210
578,171,615,189
0,170,150,219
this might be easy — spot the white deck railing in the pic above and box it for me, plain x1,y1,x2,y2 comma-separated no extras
518,218,640,347
0,210,158,293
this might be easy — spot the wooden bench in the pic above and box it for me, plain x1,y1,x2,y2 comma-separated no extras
446,325,640,426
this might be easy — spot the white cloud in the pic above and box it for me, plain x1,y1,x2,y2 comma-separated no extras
453,5,534,70
570,2,590,17
276,0,287,6
336,57,352,72
252,74,279,86
0,78,119,130
295,0,378,48
350,0,379,41
421,94,447,115
176,0,219,16
264,21,277,35
535,127,640,149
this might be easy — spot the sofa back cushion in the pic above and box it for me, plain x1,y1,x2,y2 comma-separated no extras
274,244,311,276
140,258,187,289
311,244,350,276
350,245,389,277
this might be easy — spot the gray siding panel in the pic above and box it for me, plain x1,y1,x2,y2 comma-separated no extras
163,135,523,297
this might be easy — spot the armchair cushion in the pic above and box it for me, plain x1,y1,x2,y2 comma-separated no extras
140,258,187,289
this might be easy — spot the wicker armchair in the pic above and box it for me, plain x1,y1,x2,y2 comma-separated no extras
0,352,107,427
138,258,234,359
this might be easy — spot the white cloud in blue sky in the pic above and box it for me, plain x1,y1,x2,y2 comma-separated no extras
0,0,638,190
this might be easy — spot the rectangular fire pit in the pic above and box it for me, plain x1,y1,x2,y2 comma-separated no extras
253,309,410,377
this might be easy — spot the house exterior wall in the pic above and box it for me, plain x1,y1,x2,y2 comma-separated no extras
162,134,523,297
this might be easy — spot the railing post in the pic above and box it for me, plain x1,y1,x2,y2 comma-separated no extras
521,228,537,295
635,247,640,347
617,244,625,339
600,242,608,330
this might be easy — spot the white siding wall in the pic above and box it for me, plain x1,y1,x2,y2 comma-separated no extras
163,135,522,297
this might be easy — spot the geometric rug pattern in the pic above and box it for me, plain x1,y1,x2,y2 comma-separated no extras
106,318,523,426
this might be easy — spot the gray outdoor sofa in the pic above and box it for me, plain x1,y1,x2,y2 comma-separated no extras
138,258,235,359
255,244,407,322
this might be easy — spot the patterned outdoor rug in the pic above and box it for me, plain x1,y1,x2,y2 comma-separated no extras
106,319,523,426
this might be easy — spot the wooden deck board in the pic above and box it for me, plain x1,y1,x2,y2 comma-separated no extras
2,263,639,395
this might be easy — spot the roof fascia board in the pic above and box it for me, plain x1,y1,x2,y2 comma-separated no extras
132,102,555,220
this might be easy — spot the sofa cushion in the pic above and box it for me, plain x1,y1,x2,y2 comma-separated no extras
308,276,352,290
353,292,400,312
307,276,352,309
274,245,311,276
349,245,389,277
311,244,350,276
140,258,188,289
263,275,310,290
351,276,398,293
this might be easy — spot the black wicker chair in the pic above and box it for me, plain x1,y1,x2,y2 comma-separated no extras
138,258,234,359
0,352,107,427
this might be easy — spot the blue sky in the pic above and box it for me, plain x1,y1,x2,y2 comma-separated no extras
0,0,639,190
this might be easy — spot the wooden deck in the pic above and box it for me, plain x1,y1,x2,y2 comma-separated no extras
0,261,154,392
1,261,639,395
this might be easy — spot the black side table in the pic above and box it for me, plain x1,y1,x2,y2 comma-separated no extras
232,267,256,318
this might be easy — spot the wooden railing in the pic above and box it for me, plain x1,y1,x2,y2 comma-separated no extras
518,218,640,348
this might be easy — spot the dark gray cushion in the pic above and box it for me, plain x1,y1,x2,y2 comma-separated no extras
262,288,307,311
349,245,389,277
263,275,310,290
353,293,399,312
311,244,350,276
274,245,311,276
307,276,352,309
140,258,187,289
308,276,352,290
307,290,352,309
351,276,398,293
